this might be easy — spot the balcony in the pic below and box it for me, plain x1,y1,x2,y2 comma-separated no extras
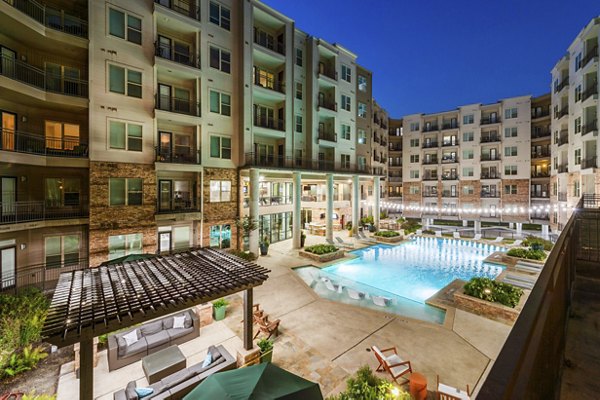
481,154,501,161
558,164,568,173
422,158,439,165
318,67,337,81
441,174,459,181
254,115,284,131
0,200,88,225
558,192,567,201
155,94,201,117
531,149,550,158
558,130,569,146
441,156,458,164
481,117,501,125
582,85,598,102
155,42,200,69
423,175,438,181
423,192,438,198
530,213,550,221
531,192,550,199
481,191,500,198
554,77,569,93
441,190,457,198
243,152,374,175
582,156,597,169
480,135,501,143
532,129,551,139
317,99,337,112
532,109,550,119
422,141,439,149
0,257,89,294
388,176,403,182
481,173,501,179
4,0,88,38
441,123,459,130
422,124,439,132
154,0,201,22
531,171,550,178
318,131,337,143
0,130,87,158
389,144,402,151
157,198,200,214
582,120,598,136
555,106,569,119
253,29,285,56
155,146,201,164
0,53,88,98
254,75,285,94
380,139,387,147
581,45,598,69
373,134,380,144
442,140,459,147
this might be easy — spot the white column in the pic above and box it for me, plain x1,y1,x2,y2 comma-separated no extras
249,169,260,254
422,218,429,228
326,174,334,242
462,220,468,227
474,220,481,234
516,223,523,235
373,176,381,229
509,222,514,229
352,175,359,235
292,172,302,248
541,224,549,238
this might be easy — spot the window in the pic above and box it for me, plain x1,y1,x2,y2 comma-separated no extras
410,170,420,179
109,120,142,151
553,156,558,170
409,186,420,194
504,127,517,138
574,148,581,165
209,1,230,30
108,233,142,260
463,114,474,124
462,149,474,159
504,107,518,119
463,185,474,195
504,146,517,157
410,122,420,131
341,64,351,82
109,178,142,206
504,185,517,195
210,136,231,159
45,235,80,268
340,124,351,140
209,46,231,73
574,180,580,197
295,115,303,133
410,154,419,163
109,65,142,98
44,121,80,150
410,138,419,147
108,8,141,45
462,131,474,142
295,48,303,66
575,117,581,134
209,90,231,116
172,226,191,250
358,102,367,117
504,165,517,176
45,178,80,207
295,82,302,100
553,182,558,195
210,180,231,202
462,167,474,177
210,224,231,249
341,95,351,112
358,129,366,144
358,156,366,171
575,53,582,70
341,154,350,169
358,75,367,91
575,85,582,102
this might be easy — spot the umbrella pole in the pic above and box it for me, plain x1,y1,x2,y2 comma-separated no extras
243,288,253,350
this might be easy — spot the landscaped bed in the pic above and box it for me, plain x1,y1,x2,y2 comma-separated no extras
299,244,344,262
373,230,404,243
506,247,546,261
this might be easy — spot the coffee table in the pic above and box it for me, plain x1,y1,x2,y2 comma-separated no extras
142,345,186,384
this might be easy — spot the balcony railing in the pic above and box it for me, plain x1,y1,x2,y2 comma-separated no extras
317,99,337,112
480,135,501,143
554,77,569,93
0,199,88,225
531,171,550,178
155,94,201,116
481,191,500,198
389,144,402,151
422,158,438,165
481,117,501,125
558,191,567,201
373,134,380,143
253,30,285,55
422,125,439,132
244,152,375,174
581,45,598,69
582,119,598,136
532,129,551,139
254,75,285,94
422,141,439,149
423,175,438,181
155,146,201,164
0,53,88,97
318,67,337,81
558,131,569,146
531,109,550,119
441,174,458,181
0,257,89,294
582,156,597,169
318,131,337,143
154,0,201,21
481,173,501,179
531,148,550,158
442,123,459,130
558,164,568,173
157,198,200,214
441,191,457,198
582,85,598,102
531,192,550,199
555,106,569,119
442,140,459,147
4,0,88,38
0,130,87,158
481,154,501,161
155,42,200,69
441,156,458,164
254,115,285,131
423,192,438,198
388,176,403,182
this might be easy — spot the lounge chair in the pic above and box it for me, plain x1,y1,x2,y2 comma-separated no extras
473,233,482,240
358,231,377,243
335,236,354,248
437,375,471,400
322,277,342,293
503,274,536,290
453,231,461,239
371,346,412,384
435,231,442,237
492,236,504,243
516,260,544,268
416,229,423,235
511,239,523,247
513,264,542,274
347,287,365,300
372,295,392,307
326,238,336,246
253,315,280,339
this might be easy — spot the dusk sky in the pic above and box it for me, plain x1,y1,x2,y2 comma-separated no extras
262,0,600,118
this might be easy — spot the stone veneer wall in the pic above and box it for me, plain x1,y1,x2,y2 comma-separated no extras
202,167,239,249
89,162,157,266
501,178,530,222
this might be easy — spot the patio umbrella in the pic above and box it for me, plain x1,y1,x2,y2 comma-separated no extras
99,253,156,266
184,362,323,400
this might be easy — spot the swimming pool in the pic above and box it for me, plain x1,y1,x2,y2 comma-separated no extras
294,237,504,324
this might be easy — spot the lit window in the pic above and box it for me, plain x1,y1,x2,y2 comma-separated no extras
210,180,231,202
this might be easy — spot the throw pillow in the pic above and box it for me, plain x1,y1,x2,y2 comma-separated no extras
123,330,139,347
125,381,137,400
201,352,212,368
173,315,186,329
134,387,154,399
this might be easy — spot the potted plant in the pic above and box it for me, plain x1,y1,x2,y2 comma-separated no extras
300,231,306,248
346,222,353,237
256,338,274,363
212,298,229,321
260,236,270,256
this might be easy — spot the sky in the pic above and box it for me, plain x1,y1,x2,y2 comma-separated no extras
261,0,600,118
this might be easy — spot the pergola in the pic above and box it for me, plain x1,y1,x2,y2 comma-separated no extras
41,248,270,400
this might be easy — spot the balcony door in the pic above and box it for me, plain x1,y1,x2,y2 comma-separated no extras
490,185,497,197
158,231,171,253
1,110,16,151
0,246,16,290
158,180,172,212
1,177,16,220
158,35,172,59
490,112,498,123
159,131,172,160
0,46,16,78
174,88,190,114
158,84,172,111
489,166,497,178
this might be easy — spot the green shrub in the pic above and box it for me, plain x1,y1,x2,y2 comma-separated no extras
228,249,258,261
23,392,56,400
374,230,400,238
360,216,375,226
400,220,421,234
327,365,410,400
464,277,524,308
1,345,47,379
422,229,435,235
256,338,273,354
395,217,406,224
213,299,229,309
522,235,553,251
305,244,339,255
507,247,546,260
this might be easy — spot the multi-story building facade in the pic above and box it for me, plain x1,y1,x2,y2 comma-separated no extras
550,17,599,231
387,118,403,201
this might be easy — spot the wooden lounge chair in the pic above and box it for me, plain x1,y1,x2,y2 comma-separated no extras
437,375,470,400
513,264,541,274
372,295,392,307
253,315,280,339
326,238,337,247
516,260,544,268
335,236,354,248
347,287,365,300
503,277,534,290
371,346,412,383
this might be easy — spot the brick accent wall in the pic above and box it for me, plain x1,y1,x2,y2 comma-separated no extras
402,182,422,217
202,167,239,249
501,178,530,222
459,181,481,207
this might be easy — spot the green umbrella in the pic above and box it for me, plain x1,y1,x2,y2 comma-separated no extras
184,363,323,400
99,253,156,266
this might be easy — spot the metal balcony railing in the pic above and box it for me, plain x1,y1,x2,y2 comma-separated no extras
441,156,458,163
442,140,459,147
532,129,551,139
480,191,500,198
0,53,88,97
254,74,285,94
441,174,459,181
423,175,438,181
243,152,375,174
531,148,551,158
422,125,439,132
0,130,87,157
481,117,501,125
558,131,569,146
4,0,88,38
0,257,89,294
555,106,569,119
481,173,501,179
253,115,284,131
558,191,567,201
422,141,439,149
442,123,459,130
0,199,88,225
554,77,569,93
253,29,285,55
481,154,501,161
531,109,550,119
582,119,598,136
581,45,598,69
582,85,598,102
317,99,337,112
422,158,439,165
155,94,201,117
480,135,501,143
558,164,568,173
318,67,337,81
441,191,457,198
531,171,550,178
423,192,438,198
155,146,201,164
157,198,200,214
154,0,200,21
317,131,337,142
155,42,200,69
582,156,597,169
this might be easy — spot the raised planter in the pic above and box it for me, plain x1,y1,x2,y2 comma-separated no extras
299,249,345,263
453,286,524,325
374,235,404,244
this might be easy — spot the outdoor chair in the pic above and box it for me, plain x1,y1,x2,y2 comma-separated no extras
503,275,535,290
372,295,392,307
492,236,504,243
516,260,544,268
436,375,471,400
240,304,265,325
322,277,342,293
335,236,354,248
435,231,442,237
253,315,280,339
346,287,365,300
326,238,337,247
511,239,523,247
371,345,412,384
416,229,423,235
513,263,542,274
453,232,461,239
357,231,377,243
473,234,482,241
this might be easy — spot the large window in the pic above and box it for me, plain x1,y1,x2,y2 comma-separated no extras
45,178,80,207
109,178,143,206
259,212,292,246
574,148,581,165
109,64,142,98
341,64,351,82
210,180,231,202
504,127,518,138
209,1,230,30
341,124,350,140
462,131,473,142
358,75,367,91
108,8,142,44
463,114,474,124
295,82,302,100
209,136,231,159
295,115,302,133
45,121,80,150
45,235,80,268
295,48,302,66
341,95,351,112
504,146,518,157
209,90,231,115
504,107,518,119
210,224,231,249
209,46,231,73
341,154,350,169
358,102,367,117
173,226,190,250
109,120,142,151
504,165,518,176
108,233,142,260
358,129,366,144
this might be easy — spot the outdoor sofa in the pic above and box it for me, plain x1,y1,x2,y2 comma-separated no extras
108,309,200,371
113,345,236,400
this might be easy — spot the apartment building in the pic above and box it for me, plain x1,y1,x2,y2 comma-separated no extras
387,118,403,200
550,17,599,231
401,95,549,234
0,0,384,289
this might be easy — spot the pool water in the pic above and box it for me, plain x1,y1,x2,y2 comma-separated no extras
294,237,504,324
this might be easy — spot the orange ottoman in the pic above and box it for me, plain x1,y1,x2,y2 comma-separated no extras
409,372,428,400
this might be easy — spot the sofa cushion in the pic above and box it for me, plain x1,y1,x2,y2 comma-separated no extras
160,369,194,388
140,320,163,337
145,331,170,349
125,381,138,400
173,315,186,329
163,312,193,330
123,337,148,358
209,346,223,363
117,330,139,357
166,326,193,341
188,354,225,376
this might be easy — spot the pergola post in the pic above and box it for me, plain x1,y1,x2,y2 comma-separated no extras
292,172,302,248
243,288,253,350
373,176,381,229
249,168,260,255
79,338,94,400
326,173,334,242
